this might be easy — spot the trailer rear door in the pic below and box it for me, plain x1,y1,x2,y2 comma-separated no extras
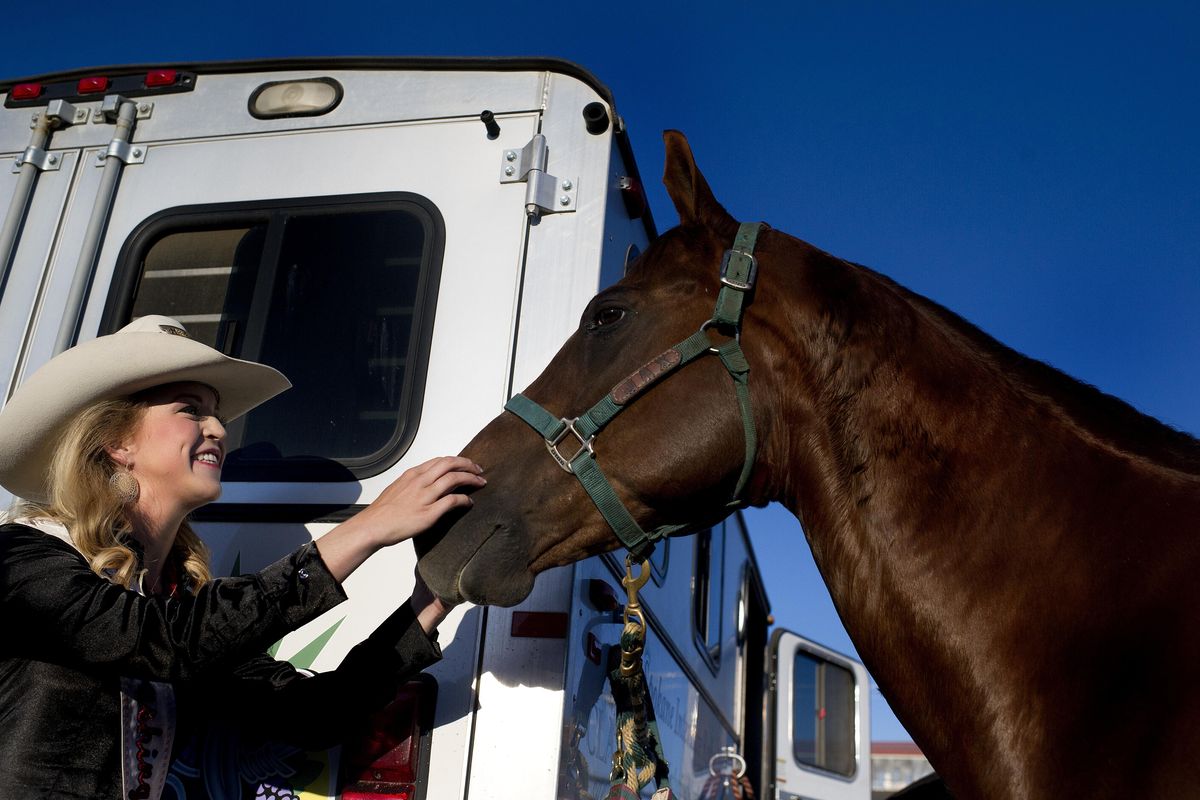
2,69,549,798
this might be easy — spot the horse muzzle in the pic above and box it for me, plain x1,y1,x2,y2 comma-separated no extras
414,504,537,607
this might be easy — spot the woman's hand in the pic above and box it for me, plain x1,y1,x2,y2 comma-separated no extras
316,456,485,583
409,568,455,635
354,456,485,548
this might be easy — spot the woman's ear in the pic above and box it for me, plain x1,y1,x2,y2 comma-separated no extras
104,444,134,469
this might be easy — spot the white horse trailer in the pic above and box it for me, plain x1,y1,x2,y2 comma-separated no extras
0,59,871,800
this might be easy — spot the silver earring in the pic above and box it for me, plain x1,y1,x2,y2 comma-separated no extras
109,467,140,504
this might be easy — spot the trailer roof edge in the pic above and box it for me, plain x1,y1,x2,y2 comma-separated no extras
0,55,657,239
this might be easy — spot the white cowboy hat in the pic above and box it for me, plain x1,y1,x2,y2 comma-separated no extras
0,315,290,503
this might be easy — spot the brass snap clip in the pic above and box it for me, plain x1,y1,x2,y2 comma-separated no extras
622,556,651,628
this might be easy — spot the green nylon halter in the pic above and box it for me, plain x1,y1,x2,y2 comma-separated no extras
504,222,764,561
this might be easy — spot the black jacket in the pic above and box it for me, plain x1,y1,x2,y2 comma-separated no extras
0,522,441,798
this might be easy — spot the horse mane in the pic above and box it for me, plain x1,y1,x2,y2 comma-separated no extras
846,258,1200,476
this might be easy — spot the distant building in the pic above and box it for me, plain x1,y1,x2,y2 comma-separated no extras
872,741,934,799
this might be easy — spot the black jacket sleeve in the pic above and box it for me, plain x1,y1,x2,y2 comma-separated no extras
0,523,347,681
187,600,442,750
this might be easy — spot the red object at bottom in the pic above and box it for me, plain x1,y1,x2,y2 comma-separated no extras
343,786,412,800
340,679,432,799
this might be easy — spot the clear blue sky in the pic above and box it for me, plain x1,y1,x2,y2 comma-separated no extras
5,1,1196,743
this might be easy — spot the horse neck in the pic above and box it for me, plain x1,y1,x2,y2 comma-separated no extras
744,239,1200,795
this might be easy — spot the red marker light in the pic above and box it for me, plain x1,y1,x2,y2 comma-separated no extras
510,611,569,639
144,69,176,87
11,83,43,100
619,175,647,219
77,76,110,94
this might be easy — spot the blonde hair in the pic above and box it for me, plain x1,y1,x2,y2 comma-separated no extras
9,397,212,591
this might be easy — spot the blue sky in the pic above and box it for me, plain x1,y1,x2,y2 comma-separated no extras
5,1,1196,744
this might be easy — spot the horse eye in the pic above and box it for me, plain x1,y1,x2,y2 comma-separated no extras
592,307,626,328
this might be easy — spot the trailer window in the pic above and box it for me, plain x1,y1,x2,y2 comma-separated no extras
107,194,444,481
693,524,725,670
792,651,857,776
649,538,668,584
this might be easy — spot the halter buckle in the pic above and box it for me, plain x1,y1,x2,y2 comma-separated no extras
720,248,758,291
546,417,594,473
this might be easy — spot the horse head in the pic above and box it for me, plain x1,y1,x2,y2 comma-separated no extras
416,131,777,606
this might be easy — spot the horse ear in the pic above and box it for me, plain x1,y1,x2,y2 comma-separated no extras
662,130,736,233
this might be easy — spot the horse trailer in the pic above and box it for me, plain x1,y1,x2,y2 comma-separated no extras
0,59,871,800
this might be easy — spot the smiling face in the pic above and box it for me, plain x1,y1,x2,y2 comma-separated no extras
115,382,227,515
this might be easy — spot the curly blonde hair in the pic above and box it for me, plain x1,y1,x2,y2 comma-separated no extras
8,397,212,591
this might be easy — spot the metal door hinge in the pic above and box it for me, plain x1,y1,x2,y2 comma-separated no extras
500,133,577,217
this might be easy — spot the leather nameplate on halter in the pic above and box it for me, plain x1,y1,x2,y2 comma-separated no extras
610,349,683,405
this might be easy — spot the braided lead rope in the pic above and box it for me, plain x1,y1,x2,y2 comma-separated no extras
605,559,675,799
607,620,669,797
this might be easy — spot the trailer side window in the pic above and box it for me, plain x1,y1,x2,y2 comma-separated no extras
693,525,725,670
107,194,444,481
649,538,668,584
792,651,857,776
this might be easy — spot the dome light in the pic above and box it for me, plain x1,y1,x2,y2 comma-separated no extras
249,78,342,119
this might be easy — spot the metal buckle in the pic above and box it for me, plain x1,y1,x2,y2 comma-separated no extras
546,417,594,473
720,248,757,291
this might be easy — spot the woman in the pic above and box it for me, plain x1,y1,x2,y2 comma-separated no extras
0,315,485,798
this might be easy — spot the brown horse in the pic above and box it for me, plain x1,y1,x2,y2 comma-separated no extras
416,131,1200,799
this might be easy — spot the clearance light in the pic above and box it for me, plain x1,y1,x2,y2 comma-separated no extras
619,175,648,219
77,76,110,94
144,69,177,87
249,78,342,119
11,83,43,100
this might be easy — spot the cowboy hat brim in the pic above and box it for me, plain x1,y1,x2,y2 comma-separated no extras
0,316,290,503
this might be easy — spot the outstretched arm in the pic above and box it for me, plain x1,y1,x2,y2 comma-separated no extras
0,458,479,681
